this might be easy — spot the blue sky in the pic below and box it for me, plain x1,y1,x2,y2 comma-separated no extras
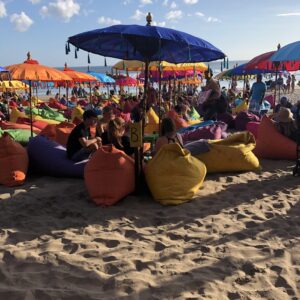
0,0,299,67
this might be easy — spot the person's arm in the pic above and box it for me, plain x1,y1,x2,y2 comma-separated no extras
79,136,101,148
154,137,167,154
260,85,266,105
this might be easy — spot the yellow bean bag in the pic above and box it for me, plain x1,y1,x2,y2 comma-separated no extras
145,143,206,205
144,107,159,134
10,108,27,123
232,100,248,114
33,115,60,125
195,131,260,173
71,105,84,123
188,118,202,126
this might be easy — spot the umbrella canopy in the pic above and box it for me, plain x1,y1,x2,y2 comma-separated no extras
115,76,140,86
5,53,73,82
244,50,300,71
0,80,28,91
0,67,9,73
62,63,97,82
113,60,207,72
270,40,300,62
68,24,225,63
87,71,115,83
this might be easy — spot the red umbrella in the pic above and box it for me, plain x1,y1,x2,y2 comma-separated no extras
244,51,300,71
115,76,140,86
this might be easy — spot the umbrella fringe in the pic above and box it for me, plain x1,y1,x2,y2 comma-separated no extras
88,53,91,64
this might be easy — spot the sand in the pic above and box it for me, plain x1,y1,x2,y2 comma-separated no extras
0,158,299,300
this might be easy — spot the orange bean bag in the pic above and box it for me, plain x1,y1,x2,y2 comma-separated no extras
254,116,297,160
167,110,188,130
39,124,57,141
55,122,75,147
0,134,29,187
84,145,135,206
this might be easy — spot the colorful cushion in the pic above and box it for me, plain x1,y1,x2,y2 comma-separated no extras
145,143,206,205
253,116,296,160
235,111,260,131
0,134,28,187
84,145,135,206
144,107,159,134
195,132,260,173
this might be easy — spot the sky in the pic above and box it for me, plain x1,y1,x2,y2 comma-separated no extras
0,0,299,68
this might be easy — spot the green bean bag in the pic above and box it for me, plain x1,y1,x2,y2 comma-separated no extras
26,105,66,122
0,128,36,145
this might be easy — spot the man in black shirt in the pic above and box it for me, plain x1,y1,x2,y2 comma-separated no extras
66,110,101,161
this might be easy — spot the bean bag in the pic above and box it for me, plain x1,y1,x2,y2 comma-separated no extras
33,115,60,125
178,120,215,134
246,122,260,139
0,121,41,134
16,117,49,130
55,122,75,147
123,100,138,113
195,132,260,173
0,129,36,145
264,95,275,109
48,98,67,110
253,116,297,160
232,99,248,114
0,134,29,187
187,118,202,126
181,123,224,143
145,107,159,134
26,106,65,122
188,107,201,120
27,135,86,178
84,145,135,206
10,107,27,123
39,124,56,141
145,143,206,205
71,105,84,123
235,111,260,131
167,110,188,130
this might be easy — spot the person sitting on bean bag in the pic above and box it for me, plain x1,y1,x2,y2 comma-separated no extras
154,117,184,154
101,117,134,156
66,110,102,162
96,105,115,136
272,107,298,142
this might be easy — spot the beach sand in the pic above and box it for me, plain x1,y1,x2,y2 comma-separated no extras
0,159,299,299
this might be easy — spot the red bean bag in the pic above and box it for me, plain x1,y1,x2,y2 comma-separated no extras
167,110,188,130
235,111,260,131
84,145,135,206
0,121,41,134
0,134,28,187
253,116,296,160
55,122,75,147
49,98,67,110
246,122,260,139
16,117,49,130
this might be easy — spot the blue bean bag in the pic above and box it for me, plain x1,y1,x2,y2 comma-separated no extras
27,135,87,178
178,120,215,133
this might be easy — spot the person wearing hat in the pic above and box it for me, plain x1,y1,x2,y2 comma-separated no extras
273,107,298,142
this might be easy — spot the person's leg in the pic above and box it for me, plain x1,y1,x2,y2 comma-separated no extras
71,148,91,162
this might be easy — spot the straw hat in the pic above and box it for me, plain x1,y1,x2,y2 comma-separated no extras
274,107,294,123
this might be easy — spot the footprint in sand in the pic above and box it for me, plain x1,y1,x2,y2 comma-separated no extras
227,292,242,300
62,243,79,254
103,256,117,262
154,242,167,252
275,275,296,296
124,229,138,239
104,263,120,275
105,240,120,248
167,232,183,241
134,260,152,272
82,250,101,258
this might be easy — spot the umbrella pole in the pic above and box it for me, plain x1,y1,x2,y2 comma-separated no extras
89,82,92,106
274,67,278,109
243,75,246,97
66,84,69,122
29,80,33,137
158,62,162,132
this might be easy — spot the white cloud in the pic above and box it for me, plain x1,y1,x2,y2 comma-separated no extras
131,9,146,20
277,12,300,17
152,20,166,27
162,0,168,5
194,11,220,22
165,10,182,21
29,0,41,4
183,0,198,4
170,1,177,9
40,0,80,22
139,0,152,6
10,11,34,32
98,16,121,26
0,1,7,18
207,16,220,22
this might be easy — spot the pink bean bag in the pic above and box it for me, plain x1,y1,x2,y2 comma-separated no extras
246,122,260,139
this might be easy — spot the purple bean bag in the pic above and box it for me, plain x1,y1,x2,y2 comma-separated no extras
234,111,260,131
181,122,227,144
27,135,87,178
216,112,235,129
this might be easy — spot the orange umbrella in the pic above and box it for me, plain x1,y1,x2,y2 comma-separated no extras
61,63,97,83
5,52,73,136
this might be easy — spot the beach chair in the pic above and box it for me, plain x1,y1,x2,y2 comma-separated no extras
292,104,300,176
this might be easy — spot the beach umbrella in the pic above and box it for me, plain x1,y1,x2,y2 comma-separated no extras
5,52,73,136
67,13,225,189
0,66,9,73
87,71,115,83
0,80,28,91
115,76,140,86
270,40,300,62
62,63,98,83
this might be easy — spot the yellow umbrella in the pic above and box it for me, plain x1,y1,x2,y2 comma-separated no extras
113,60,207,72
0,80,29,91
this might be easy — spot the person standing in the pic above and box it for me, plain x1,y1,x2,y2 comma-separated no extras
291,74,296,93
249,74,266,116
